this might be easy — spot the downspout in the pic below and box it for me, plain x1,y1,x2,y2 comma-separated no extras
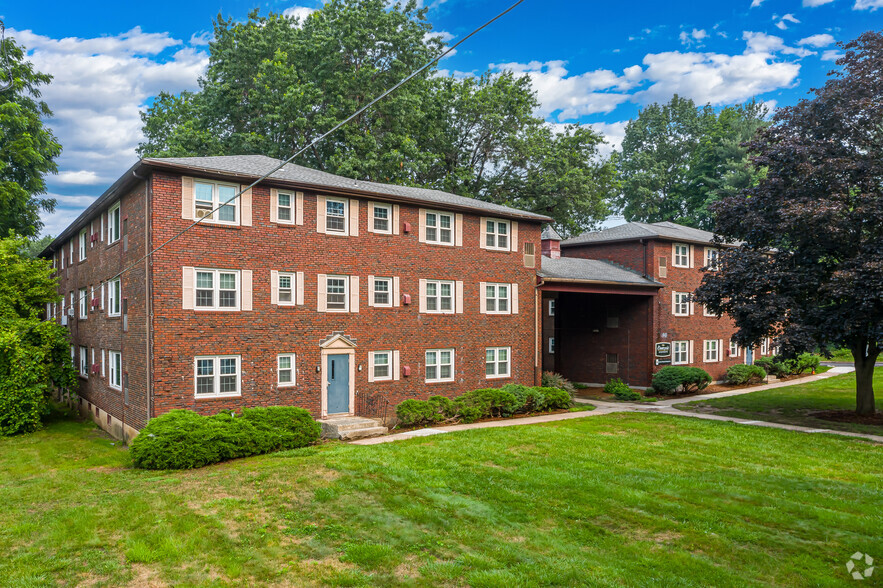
535,277,545,386
641,238,648,278
133,169,153,428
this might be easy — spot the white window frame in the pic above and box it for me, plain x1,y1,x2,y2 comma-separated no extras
79,346,88,377
729,340,740,357
194,269,241,311
372,277,392,307
101,349,106,377
485,219,510,251
78,229,87,261
69,240,74,265
372,203,392,234
109,350,122,390
193,180,240,226
548,337,555,354
704,340,720,363
485,283,511,314
372,350,393,382
277,272,296,306
425,348,454,383
673,292,690,316
276,191,294,223
425,280,455,314
108,202,121,243
325,198,349,235
277,353,296,386
704,247,720,270
673,243,690,268
760,338,770,355
108,278,121,317
78,287,87,319
485,347,511,379
194,355,241,398
425,211,454,246
325,275,349,312
672,341,690,365
548,299,556,317
703,304,718,318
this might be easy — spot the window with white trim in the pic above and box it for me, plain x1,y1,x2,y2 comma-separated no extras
372,204,391,233
108,202,121,243
704,247,720,270
426,280,454,313
79,346,88,376
194,180,238,224
195,355,240,397
195,269,239,310
704,340,720,362
277,272,295,305
109,350,122,390
372,351,392,381
485,219,510,250
108,278,121,317
373,277,391,307
548,299,555,316
277,192,293,222
78,288,87,319
325,198,348,234
326,275,349,311
729,340,740,357
673,292,690,316
485,347,510,378
69,240,74,265
277,354,296,386
760,338,770,355
673,243,690,268
425,349,454,382
485,283,510,314
425,211,453,245
672,341,689,365
548,337,555,354
703,304,718,317
79,229,87,261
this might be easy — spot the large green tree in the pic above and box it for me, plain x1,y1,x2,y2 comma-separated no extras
137,0,613,235
0,34,61,237
615,96,767,230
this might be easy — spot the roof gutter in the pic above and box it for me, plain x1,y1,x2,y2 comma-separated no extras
538,276,663,288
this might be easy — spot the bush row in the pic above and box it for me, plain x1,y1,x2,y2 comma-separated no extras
725,364,767,385
396,384,572,427
130,406,321,470
651,366,712,395
604,378,641,400
753,353,820,378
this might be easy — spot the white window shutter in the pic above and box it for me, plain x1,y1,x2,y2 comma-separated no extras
689,245,695,268
393,276,400,307
455,214,463,246
240,186,253,226
350,275,359,313
419,279,427,313
719,339,724,361
349,199,359,236
690,299,695,315
317,274,327,312
367,352,375,383
181,176,194,220
393,205,400,235
270,270,279,305
479,282,487,314
455,281,464,314
479,217,488,249
511,222,519,252
689,340,694,364
295,192,304,225
511,283,519,314
672,243,678,264
270,189,278,223
393,350,400,381
296,272,304,305
241,270,253,310
316,196,326,234
100,213,105,242
182,267,195,309
367,203,375,234
418,209,427,243
367,275,375,307
672,292,677,315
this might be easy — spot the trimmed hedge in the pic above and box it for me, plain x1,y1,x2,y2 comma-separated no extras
605,378,641,401
130,407,320,470
755,353,820,377
652,366,712,395
726,364,767,385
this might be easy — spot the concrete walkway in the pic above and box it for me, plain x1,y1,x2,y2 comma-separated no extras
352,366,883,445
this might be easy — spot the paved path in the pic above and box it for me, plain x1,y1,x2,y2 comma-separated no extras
352,366,883,446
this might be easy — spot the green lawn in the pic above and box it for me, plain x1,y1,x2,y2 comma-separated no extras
1,412,882,587
678,369,883,435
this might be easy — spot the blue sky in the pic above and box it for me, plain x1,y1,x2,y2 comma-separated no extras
3,0,882,236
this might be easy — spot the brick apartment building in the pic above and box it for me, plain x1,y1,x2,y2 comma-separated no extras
539,222,772,388
43,155,548,441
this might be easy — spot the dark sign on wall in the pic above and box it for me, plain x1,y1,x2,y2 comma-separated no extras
655,342,671,357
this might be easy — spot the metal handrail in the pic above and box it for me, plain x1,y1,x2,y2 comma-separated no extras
354,389,391,426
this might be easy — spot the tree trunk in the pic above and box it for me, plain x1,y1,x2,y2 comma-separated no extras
851,341,879,416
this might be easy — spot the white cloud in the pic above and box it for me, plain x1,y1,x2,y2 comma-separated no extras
744,31,816,57
56,171,103,185
854,0,883,8
424,30,456,58
750,0,765,7
679,28,708,47
803,0,836,5
773,13,801,30
282,6,317,21
821,49,845,60
798,33,836,47
189,31,213,46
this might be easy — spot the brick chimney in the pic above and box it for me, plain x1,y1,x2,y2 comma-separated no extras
541,226,562,259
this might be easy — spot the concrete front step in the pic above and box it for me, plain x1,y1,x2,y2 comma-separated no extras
319,416,388,440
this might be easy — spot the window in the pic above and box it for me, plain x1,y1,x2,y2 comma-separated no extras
108,278,121,317
79,346,88,377
79,229,87,261
548,299,556,316
69,240,74,265
195,356,240,397
658,256,668,278
373,204,391,233
426,280,454,313
425,211,453,245
485,347,510,378
325,198,347,234
109,351,122,390
673,243,690,268
425,349,454,382
194,181,238,224
485,219,510,250
101,349,106,377
485,283,510,314
729,340,740,357
673,341,690,365
278,273,295,305
705,247,720,270
523,242,536,268
195,269,239,310
326,276,348,311
372,351,392,381
606,353,619,374
278,354,296,386
277,192,293,222
78,288,87,319
373,277,391,307
672,292,690,316
760,338,770,355
703,304,718,318
548,337,555,354
704,340,720,362
108,203,121,243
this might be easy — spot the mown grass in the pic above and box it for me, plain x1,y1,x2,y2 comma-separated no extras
1,411,881,586
679,368,883,435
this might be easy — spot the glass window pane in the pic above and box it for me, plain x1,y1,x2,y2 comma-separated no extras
278,207,291,221
196,377,214,395
195,183,213,203
218,185,236,202
219,291,236,307
440,351,451,364
440,215,451,229
440,283,452,297
197,359,214,376
219,205,235,222
196,290,214,307
220,358,237,374
278,193,291,207
498,349,508,362
486,362,495,376
219,273,236,290
279,370,292,383
426,351,437,365
426,366,437,380
426,213,436,227
220,376,237,393
196,272,213,289
497,222,507,235
440,365,451,379
279,356,291,369
279,276,291,289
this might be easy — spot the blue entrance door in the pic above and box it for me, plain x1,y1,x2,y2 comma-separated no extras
327,354,350,414
746,347,753,365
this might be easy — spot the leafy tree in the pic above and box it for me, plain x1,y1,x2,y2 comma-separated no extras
0,35,62,237
137,1,612,234
0,235,75,435
615,96,767,230
694,32,883,416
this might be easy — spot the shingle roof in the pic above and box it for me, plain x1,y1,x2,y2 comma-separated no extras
561,221,728,247
145,155,551,222
540,226,562,241
538,256,662,287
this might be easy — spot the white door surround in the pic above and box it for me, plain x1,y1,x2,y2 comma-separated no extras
320,334,356,418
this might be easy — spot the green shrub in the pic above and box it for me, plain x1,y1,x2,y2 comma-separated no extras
651,366,712,395
456,388,519,419
500,383,534,413
681,367,712,392
536,387,571,409
725,364,767,385
541,372,576,398
456,404,484,424
605,378,641,400
130,407,319,470
753,356,783,377
427,395,456,419
396,399,436,427
796,353,820,374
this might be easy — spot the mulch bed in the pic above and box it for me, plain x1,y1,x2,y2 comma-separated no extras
809,410,883,427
